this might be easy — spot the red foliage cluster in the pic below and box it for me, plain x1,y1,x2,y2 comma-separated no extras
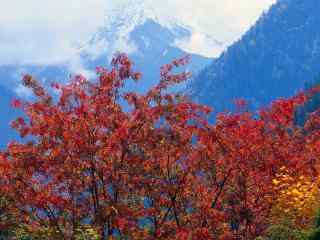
0,54,320,239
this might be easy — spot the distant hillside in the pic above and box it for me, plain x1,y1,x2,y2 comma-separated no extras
191,0,320,114
295,75,320,126
0,86,20,147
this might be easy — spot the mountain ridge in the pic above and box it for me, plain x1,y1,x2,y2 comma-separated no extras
191,0,320,114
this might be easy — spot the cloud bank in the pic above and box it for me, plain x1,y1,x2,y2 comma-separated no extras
145,0,276,57
0,0,276,66
0,0,107,65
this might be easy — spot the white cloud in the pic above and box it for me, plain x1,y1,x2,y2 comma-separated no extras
0,0,107,65
144,0,277,57
0,0,276,66
174,31,225,58
14,84,33,98
67,54,96,80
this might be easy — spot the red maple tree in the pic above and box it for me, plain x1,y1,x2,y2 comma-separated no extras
1,54,320,239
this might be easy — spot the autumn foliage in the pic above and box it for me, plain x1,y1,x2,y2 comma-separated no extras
271,167,320,228
1,54,320,239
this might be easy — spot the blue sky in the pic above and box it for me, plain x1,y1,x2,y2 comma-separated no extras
0,0,276,65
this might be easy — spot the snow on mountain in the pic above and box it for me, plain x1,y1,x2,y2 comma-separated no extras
80,0,219,63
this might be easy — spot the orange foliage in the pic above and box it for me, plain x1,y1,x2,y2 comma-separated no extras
271,167,320,228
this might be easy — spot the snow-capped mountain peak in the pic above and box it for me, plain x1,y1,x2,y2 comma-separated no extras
80,0,221,62
81,1,190,61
